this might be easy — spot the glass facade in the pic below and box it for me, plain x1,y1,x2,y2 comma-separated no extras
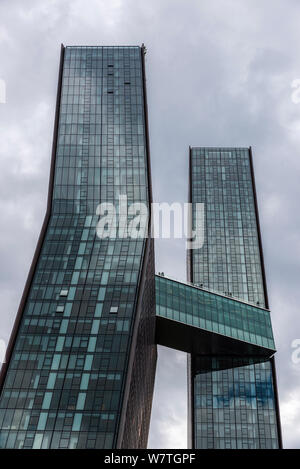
188,147,281,449
155,276,275,351
189,147,265,306
193,357,279,449
0,45,156,449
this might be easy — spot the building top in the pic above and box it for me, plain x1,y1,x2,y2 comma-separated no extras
190,146,250,151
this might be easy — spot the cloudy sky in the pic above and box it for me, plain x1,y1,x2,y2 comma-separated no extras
0,0,300,449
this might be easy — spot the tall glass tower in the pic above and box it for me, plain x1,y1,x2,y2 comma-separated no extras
0,46,282,450
0,45,156,449
187,147,282,449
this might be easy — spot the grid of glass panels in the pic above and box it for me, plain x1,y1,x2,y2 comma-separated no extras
189,147,280,449
155,276,275,351
190,147,265,307
0,46,151,449
194,357,279,449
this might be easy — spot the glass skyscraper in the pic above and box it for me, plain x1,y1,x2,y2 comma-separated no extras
0,45,156,449
187,147,282,449
0,48,281,450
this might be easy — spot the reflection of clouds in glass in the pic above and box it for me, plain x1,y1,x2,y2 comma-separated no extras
215,377,274,408
194,359,278,447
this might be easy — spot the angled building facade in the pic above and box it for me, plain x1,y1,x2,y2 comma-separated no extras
0,45,156,449
0,48,282,450
187,147,282,449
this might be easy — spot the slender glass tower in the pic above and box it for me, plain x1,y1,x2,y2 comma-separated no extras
0,45,156,449
187,147,282,449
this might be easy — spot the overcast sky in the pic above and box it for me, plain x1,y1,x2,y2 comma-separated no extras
0,0,300,449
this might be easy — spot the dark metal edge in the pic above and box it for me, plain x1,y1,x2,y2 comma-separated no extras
187,146,195,449
248,146,270,310
187,146,193,282
141,43,153,206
